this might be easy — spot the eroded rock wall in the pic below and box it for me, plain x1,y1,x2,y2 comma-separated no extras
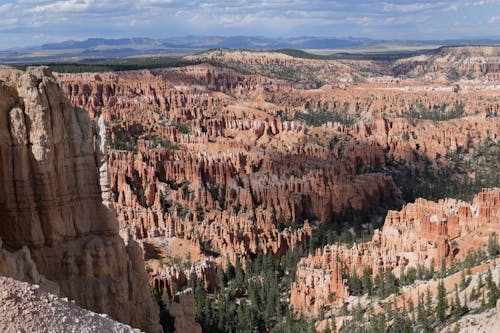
0,66,161,333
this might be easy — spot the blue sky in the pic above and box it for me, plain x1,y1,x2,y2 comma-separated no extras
0,0,499,48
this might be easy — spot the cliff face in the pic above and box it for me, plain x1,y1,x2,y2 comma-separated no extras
0,67,161,333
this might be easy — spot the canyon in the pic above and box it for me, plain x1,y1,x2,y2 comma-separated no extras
0,45,498,332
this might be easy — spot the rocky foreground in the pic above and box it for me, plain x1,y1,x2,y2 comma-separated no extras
0,276,141,333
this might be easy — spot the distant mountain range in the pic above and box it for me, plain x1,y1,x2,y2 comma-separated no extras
1,36,499,63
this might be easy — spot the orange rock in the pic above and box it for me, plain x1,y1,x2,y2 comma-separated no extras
290,188,500,316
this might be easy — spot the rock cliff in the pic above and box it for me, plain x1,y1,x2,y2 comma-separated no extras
0,66,161,333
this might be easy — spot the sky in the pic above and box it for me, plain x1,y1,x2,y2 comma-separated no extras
0,0,499,48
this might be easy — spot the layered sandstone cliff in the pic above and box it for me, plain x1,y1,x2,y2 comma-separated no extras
0,66,161,333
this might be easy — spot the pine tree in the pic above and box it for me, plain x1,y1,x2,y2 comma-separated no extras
487,232,499,257
460,270,467,290
234,257,245,288
384,270,398,296
430,258,436,278
486,268,499,308
437,280,448,322
374,272,385,297
226,258,235,280
440,258,447,278
462,291,469,314
348,270,363,295
417,264,424,280
425,287,432,310
417,293,425,325
217,266,226,288
452,285,462,317
330,316,337,333
361,267,373,295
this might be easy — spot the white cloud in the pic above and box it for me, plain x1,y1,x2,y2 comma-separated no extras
0,3,13,14
383,2,445,13
465,0,500,6
489,15,500,23
29,0,92,13
442,4,459,12
0,0,498,48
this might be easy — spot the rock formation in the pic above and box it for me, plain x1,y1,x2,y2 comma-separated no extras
290,188,500,316
55,67,401,282
54,48,499,299
170,294,202,333
0,66,161,333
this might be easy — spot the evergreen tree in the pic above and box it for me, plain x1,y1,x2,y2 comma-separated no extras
486,268,499,308
440,258,447,278
417,293,425,324
384,270,398,295
430,258,436,278
425,287,433,312
437,280,448,322
417,264,424,280
348,271,363,295
459,270,468,290
217,266,226,288
462,292,469,313
361,267,373,295
374,272,385,297
331,316,337,333
226,258,235,280
451,285,462,317
234,257,245,288
488,232,500,257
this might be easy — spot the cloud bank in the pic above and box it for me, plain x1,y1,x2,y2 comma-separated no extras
0,0,499,48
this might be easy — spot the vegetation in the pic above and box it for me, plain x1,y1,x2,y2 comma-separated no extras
275,49,431,61
404,103,466,121
391,139,500,203
339,248,500,333
108,136,137,152
286,101,358,127
143,134,179,150
15,57,202,73
173,121,192,134
190,247,314,333
292,109,356,127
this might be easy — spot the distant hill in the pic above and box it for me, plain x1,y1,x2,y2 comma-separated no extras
1,36,499,63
